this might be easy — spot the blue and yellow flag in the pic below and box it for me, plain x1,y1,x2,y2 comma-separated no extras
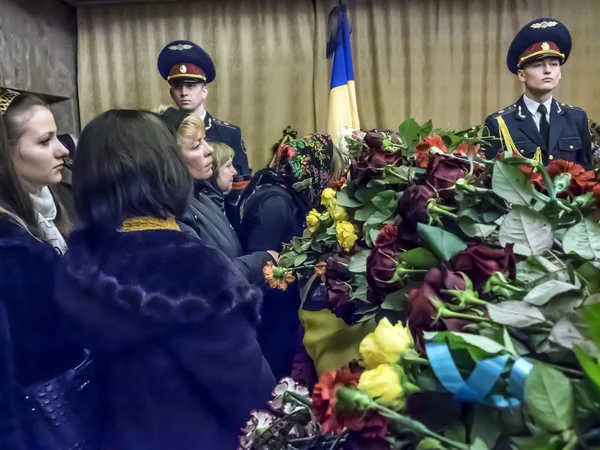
327,3,360,145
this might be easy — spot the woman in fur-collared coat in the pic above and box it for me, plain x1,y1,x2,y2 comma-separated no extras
56,109,275,450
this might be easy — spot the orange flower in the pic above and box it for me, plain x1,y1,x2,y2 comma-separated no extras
315,261,327,278
519,165,544,190
546,160,596,197
263,261,296,291
312,366,364,434
415,135,447,168
453,141,482,158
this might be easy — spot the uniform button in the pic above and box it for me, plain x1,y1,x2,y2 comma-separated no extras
549,155,554,160
569,145,574,149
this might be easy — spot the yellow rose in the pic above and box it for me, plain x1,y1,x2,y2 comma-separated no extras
358,364,405,409
359,317,413,369
321,188,337,210
335,221,357,252
306,209,320,233
330,204,348,223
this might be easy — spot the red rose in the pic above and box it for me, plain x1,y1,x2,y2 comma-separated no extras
397,184,436,224
351,148,402,186
427,154,469,192
364,131,384,149
424,266,466,293
452,243,516,290
312,366,364,434
325,279,355,325
407,283,469,354
415,135,448,168
366,225,401,304
325,253,352,282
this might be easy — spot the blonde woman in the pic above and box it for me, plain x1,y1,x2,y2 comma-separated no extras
160,106,277,284
211,142,238,195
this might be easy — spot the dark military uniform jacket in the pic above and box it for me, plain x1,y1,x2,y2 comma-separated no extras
203,112,251,177
483,95,593,169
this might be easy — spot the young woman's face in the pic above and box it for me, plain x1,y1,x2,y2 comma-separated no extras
11,106,69,193
181,134,214,180
217,157,238,194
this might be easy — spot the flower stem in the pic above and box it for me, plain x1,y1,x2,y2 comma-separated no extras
374,404,469,450
430,205,458,220
438,309,492,323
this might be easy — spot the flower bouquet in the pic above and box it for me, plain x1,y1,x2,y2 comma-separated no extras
249,118,600,449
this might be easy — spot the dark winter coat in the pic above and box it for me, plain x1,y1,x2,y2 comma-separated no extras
0,217,83,450
55,224,275,450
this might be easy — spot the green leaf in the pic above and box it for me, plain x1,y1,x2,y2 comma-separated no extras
336,189,363,208
381,289,408,311
365,209,393,227
524,280,579,306
368,227,380,247
584,303,600,347
417,223,467,262
416,438,445,450
444,421,467,443
352,276,368,302
371,190,398,213
398,247,440,269
563,220,600,260
470,405,501,450
458,216,497,239
354,186,382,203
399,118,423,152
511,435,560,450
524,363,574,432
348,249,370,274
578,262,600,294
498,206,553,256
549,316,585,350
541,291,584,323
486,301,546,328
293,253,307,266
492,160,533,206
292,237,304,253
425,331,506,355
354,203,376,222
574,345,600,391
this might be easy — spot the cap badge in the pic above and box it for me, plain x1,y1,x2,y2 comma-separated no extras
169,43,193,51
531,21,557,29
541,42,550,51
179,65,187,74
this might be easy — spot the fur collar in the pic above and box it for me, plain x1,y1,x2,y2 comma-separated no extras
57,226,262,331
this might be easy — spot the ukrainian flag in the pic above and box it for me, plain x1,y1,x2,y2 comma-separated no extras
327,4,360,145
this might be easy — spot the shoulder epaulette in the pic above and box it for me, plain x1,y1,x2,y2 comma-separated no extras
214,118,239,130
490,104,517,118
559,102,584,111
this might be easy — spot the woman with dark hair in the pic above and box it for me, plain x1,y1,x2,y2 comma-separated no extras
0,90,83,449
56,109,275,450
159,106,276,285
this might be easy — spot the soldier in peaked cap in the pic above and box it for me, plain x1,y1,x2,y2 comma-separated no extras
157,40,251,185
483,18,593,169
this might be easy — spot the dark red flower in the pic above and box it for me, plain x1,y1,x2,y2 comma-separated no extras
326,253,352,282
364,131,384,149
424,266,466,296
427,154,469,192
407,283,469,354
351,148,402,186
312,366,364,434
452,243,516,290
366,225,401,304
415,135,448,168
397,184,436,224
325,279,355,324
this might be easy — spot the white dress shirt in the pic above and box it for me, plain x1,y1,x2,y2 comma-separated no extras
523,94,552,131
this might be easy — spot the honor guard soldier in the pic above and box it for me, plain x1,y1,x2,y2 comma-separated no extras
157,40,251,186
483,18,593,169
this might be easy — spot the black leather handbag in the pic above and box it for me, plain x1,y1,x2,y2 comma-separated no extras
19,350,99,450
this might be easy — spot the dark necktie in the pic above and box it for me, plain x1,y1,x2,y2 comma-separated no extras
538,104,550,150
